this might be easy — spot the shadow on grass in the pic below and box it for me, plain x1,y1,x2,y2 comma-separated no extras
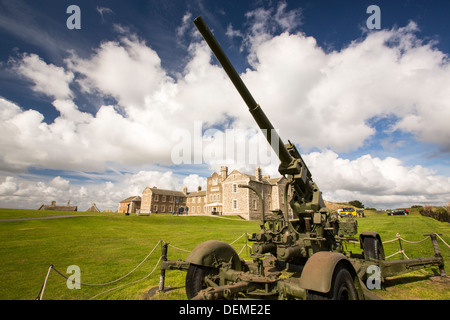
374,269,450,300
146,285,186,300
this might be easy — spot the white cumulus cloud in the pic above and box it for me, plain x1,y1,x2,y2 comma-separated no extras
1,9,450,210
305,150,450,209
12,53,74,99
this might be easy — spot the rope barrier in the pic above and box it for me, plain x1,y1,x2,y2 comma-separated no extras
36,264,53,300
384,250,402,259
88,256,162,300
238,244,253,256
230,232,251,245
382,233,448,260
436,234,450,248
36,231,447,299
167,243,192,253
399,236,430,244
36,240,162,300
35,233,250,300
56,240,162,287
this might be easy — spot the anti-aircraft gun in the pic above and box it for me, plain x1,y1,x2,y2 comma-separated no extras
192,15,356,263
160,16,446,300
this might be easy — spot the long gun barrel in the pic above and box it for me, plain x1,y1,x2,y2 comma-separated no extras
193,16,292,166
193,16,325,215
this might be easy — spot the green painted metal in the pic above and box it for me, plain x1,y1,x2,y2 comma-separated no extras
186,240,242,271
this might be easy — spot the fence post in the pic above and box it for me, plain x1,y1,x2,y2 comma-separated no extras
396,233,404,260
428,233,446,277
158,242,168,292
246,233,249,256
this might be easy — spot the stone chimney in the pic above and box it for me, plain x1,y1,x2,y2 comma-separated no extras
256,167,262,181
197,186,202,191
51,201,56,206
183,187,188,194
220,166,228,181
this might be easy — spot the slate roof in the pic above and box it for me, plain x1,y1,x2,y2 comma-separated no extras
119,196,142,203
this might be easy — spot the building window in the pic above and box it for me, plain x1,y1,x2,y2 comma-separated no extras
153,205,158,212
217,194,220,201
154,195,159,201
197,206,200,213
253,199,257,210
233,184,237,193
161,205,165,212
233,199,237,210
162,196,166,202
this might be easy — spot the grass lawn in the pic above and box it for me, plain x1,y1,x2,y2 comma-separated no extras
0,208,448,300
0,209,259,300
356,209,450,299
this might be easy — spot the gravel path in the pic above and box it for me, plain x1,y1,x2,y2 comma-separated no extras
0,215,92,222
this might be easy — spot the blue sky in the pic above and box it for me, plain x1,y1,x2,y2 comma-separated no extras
0,0,449,210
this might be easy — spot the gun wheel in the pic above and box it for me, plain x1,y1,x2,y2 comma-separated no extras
307,265,359,300
185,264,220,299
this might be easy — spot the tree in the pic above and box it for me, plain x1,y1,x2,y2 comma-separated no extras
349,200,364,209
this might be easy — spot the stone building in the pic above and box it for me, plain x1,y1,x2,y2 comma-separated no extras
38,200,78,211
221,167,292,220
86,203,100,213
119,166,292,220
188,166,292,220
140,187,186,214
185,186,207,214
118,196,141,214
203,166,228,215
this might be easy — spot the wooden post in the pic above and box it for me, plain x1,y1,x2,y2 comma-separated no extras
158,242,168,292
397,237,404,260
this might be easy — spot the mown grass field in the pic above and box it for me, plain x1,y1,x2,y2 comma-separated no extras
0,209,259,300
0,208,448,300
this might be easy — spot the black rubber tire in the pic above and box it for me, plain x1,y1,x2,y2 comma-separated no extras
307,265,359,300
185,264,217,299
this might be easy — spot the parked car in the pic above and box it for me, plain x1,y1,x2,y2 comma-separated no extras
339,207,357,217
387,209,409,216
